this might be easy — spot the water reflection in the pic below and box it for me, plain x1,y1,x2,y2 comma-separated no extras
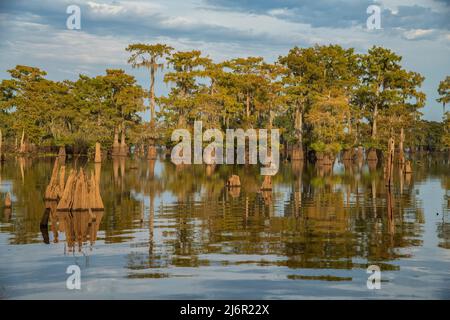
0,153,449,297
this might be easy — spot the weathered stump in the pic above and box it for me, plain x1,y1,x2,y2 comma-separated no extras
227,175,241,187
72,169,89,212
44,159,64,201
88,170,104,211
57,170,77,212
59,165,66,191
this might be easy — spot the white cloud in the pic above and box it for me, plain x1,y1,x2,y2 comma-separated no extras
85,0,164,18
0,0,449,121
375,0,448,13
267,8,293,17
403,28,435,40
87,1,125,16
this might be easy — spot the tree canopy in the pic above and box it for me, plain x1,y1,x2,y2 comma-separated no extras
0,44,447,154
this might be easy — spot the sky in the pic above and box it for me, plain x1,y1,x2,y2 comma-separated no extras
0,0,449,121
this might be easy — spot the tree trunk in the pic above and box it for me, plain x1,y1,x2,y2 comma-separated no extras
398,127,405,164
246,92,250,119
112,126,120,156
295,106,303,145
150,65,156,125
20,129,25,153
94,142,102,163
120,126,128,156
292,106,304,160
372,103,378,139
385,138,395,188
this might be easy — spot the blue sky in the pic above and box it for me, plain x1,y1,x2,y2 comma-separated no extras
0,0,449,121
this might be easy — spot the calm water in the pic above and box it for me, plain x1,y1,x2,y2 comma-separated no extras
0,155,449,299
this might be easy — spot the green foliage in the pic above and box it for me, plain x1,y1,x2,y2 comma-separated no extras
437,76,450,110
0,45,444,155
442,112,450,150
0,66,144,149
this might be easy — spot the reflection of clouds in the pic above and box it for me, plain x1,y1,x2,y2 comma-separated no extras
1,157,450,298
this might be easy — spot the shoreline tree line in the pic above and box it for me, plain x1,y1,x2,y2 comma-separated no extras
0,43,449,159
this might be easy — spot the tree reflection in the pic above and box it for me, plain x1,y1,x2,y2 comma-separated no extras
0,155,448,278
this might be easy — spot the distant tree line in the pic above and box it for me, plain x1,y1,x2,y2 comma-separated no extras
0,44,449,156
